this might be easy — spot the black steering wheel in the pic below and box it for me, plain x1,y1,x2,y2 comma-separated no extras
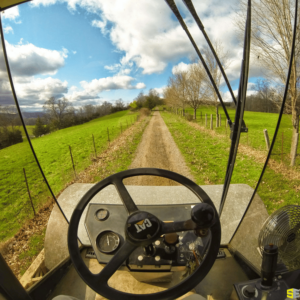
68,168,221,300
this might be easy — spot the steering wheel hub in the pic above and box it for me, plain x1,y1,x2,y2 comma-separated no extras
127,212,161,243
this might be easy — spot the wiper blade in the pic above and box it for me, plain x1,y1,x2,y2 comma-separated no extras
165,0,233,126
219,0,252,216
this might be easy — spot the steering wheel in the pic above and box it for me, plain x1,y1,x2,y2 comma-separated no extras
68,168,221,300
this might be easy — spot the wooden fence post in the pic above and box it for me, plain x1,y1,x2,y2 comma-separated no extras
92,134,97,158
107,128,110,144
216,114,218,128
291,133,299,166
205,114,207,127
210,114,213,130
69,145,76,178
23,168,36,216
281,132,284,163
263,129,270,151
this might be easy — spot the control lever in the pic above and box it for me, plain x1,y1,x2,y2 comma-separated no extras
261,244,278,288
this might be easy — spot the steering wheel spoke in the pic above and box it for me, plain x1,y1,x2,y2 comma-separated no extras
113,177,138,215
161,219,196,234
95,240,137,283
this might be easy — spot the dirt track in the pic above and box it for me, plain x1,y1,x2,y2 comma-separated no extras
125,111,194,186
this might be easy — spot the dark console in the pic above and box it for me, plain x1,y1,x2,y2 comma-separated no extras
84,203,211,271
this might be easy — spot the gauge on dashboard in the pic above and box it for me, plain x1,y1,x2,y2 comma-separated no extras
96,231,120,254
95,209,109,221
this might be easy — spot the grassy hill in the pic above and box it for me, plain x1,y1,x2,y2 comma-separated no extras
0,110,137,241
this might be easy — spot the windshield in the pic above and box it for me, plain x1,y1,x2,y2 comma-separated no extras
0,0,299,290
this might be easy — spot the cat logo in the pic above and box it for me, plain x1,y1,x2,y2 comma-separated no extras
134,218,152,233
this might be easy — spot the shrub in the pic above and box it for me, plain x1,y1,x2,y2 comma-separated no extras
140,108,151,116
33,117,49,137
186,114,193,121
0,127,23,149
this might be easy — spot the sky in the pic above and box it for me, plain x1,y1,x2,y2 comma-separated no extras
0,0,262,111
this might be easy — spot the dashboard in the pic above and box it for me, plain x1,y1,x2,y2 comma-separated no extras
84,203,212,272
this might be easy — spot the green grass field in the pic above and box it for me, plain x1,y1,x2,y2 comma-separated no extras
0,110,138,242
161,112,300,214
182,106,299,168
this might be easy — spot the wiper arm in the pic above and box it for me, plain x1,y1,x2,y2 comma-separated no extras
219,0,252,216
165,0,233,126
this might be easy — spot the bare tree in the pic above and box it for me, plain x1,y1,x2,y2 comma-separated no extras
185,63,211,119
236,0,300,164
43,97,71,129
254,79,278,112
169,71,189,114
201,41,230,112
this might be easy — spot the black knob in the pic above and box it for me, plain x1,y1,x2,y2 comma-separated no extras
191,203,215,228
243,285,256,297
164,233,179,245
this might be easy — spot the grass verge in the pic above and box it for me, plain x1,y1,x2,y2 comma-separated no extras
0,110,138,242
161,112,300,214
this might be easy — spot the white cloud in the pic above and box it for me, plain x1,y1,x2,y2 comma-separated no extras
68,75,145,102
30,0,249,78
223,84,257,102
104,64,121,72
135,82,146,89
15,77,68,106
154,86,166,97
172,62,191,74
91,19,107,35
72,50,77,54
4,26,13,34
5,41,66,76
2,6,19,20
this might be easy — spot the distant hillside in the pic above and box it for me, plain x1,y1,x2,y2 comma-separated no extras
22,111,45,118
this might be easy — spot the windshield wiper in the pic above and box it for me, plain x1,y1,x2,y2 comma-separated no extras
219,0,252,216
165,0,233,126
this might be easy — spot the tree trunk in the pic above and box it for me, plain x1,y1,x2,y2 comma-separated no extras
290,114,299,166
194,108,196,120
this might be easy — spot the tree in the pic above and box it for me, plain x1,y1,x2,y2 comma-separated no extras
32,117,49,137
145,89,160,110
0,127,22,149
236,0,300,164
185,62,211,119
135,92,147,109
168,70,189,114
254,79,280,113
43,97,71,130
201,41,230,111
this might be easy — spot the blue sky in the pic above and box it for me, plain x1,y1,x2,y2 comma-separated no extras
0,0,262,111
